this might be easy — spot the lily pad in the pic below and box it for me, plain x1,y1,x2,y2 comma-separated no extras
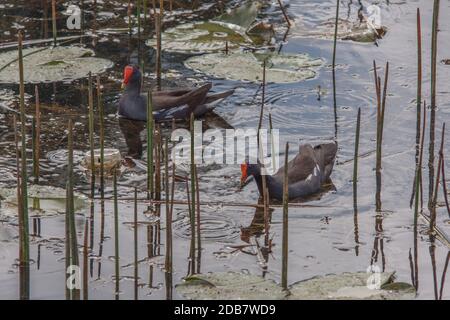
289,272,416,300
294,18,387,43
0,185,88,217
0,46,114,84
184,52,323,83
176,272,287,300
145,2,271,53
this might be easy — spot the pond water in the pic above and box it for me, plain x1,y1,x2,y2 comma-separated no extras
0,0,449,299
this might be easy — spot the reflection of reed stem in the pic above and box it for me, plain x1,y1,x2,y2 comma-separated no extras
83,218,89,300
353,108,361,208
113,171,120,300
134,187,139,300
281,142,289,291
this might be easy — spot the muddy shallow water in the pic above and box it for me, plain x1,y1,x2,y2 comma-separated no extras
1,0,450,299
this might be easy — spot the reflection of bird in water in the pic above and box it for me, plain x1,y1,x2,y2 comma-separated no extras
240,199,274,244
118,117,145,159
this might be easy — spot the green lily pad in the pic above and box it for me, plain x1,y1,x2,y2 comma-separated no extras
289,272,416,300
0,46,114,84
145,1,271,53
184,52,323,83
0,185,88,217
176,272,287,300
294,18,387,43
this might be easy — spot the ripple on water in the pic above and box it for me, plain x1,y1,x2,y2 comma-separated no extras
173,209,240,243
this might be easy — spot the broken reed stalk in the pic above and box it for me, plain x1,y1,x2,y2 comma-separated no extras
194,164,201,274
34,86,40,184
88,73,95,199
428,0,440,210
134,187,138,300
155,13,162,91
51,0,57,46
83,218,89,300
67,119,80,300
113,171,120,300
18,31,30,300
431,123,445,230
410,8,422,208
353,108,361,208
276,0,291,26
257,59,266,133
281,142,289,291
332,0,340,126
189,113,196,274
97,76,105,199
147,91,154,199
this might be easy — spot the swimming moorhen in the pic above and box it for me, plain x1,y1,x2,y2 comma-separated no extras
118,65,234,121
241,142,337,200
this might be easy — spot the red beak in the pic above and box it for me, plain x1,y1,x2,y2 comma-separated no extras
240,164,248,187
123,66,134,86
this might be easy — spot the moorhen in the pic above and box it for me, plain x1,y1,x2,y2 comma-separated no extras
240,142,337,200
118,65,234,121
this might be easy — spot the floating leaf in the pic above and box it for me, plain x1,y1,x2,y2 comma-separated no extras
294,18,387,43
0,46,114,84
176,272,287,300
184,52,323,83
145,1,271,53
0,185,88,217
289,272,416,300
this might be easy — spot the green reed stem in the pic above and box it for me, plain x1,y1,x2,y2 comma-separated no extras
51,0,57,46
411,9,422,208
88,73,95,199
189,113,196,274
137,0,141,41
67,119,80,300
195,164,201,274
257,59,266,133
164,138,173,290
431,123,445,230
155,13,162,91
113,170,120,300
147,91,154,199
332,0,340,132
429,0,440,210
97,76,105,199
18,31,30,300
33,86,40,184
282,142,289,291
128,0,132,36
83,218,89,300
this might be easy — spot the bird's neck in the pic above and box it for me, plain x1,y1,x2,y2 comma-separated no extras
125,82,141,95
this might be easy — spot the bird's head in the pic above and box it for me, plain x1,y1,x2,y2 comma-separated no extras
121,65,141,90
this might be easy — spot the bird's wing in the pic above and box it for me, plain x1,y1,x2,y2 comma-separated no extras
274,144,318,184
